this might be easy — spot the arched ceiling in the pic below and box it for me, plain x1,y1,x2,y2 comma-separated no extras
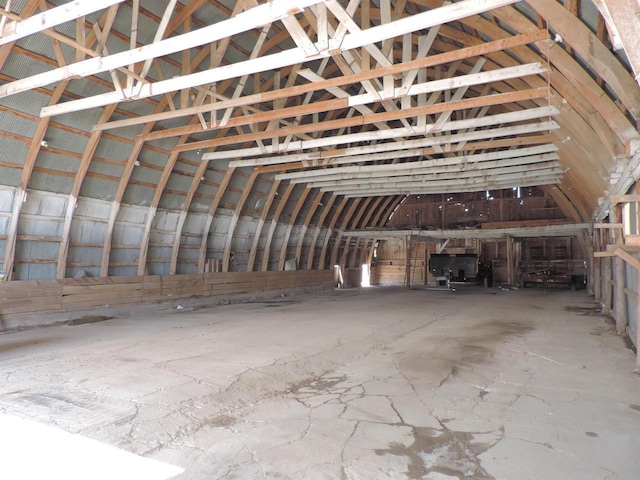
1,0,640,280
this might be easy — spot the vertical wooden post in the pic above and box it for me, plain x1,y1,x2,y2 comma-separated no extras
506,236,514,285
614,255,627,334
603,257,613,314
404,235,411,289
593,229,602,302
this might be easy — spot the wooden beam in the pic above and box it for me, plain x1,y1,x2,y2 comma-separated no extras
246,179,281,272
182,87,550,154
329,199,361,268
38,0,522,117
197,167,235,273
169,160,210,275
0,0,125,47
346,224,592,240
278,188,311,270
93,29,548,132
528,0,640,119
304,158,561,188
2,0,325,100
324,169,563,193
140,61,548,143
261,183,295,271
294,191,325,270
223,170,258,272
280,146,559,181
594,223,624,229
340,197,373,267
56,104,117,279
598,0,640,86
2,81,68,281
306,194,338,270
612,194,640,204
219,109,558,163
614,255,627,334
334,175,563,197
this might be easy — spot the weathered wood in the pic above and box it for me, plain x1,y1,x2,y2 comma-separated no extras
141,62,546,143
594,223,624,229
612,195,640,204
178,87,550,153
198,167,235,273
278,188,311,271
2,81,68,281
223,170,258,272
4,0,325,101
528,0,640,119
614,255,627,334
481,219,574,229
0,0,125,47
95,29,547,132
306,195,338,270
262,183,295,272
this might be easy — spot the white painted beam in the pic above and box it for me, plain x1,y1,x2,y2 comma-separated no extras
344,224,592,239
281,147,560,182
298,155,561,186
332,175,564,197
286,154,561,184
322,169,564,192
217,108,559,163
38,0,519,117
312,166,563,190
0,0,126,47
1,0,325,99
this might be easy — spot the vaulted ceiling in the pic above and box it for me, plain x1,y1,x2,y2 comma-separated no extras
1,0,639,280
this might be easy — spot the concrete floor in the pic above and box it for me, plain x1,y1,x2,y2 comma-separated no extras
1,286,639,479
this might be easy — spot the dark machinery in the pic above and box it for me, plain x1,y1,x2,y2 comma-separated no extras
429,254,492,288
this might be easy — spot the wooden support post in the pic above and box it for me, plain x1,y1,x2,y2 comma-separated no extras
506,235,514,285
404,235,411,289
594,229,602,302
603,257,613,314
614,255,627,335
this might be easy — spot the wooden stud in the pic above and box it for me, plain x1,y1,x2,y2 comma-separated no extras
614,255,627,334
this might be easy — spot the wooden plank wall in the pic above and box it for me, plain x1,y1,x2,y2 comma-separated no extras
0,270,333,319
387,189,567,229
371,264,406,286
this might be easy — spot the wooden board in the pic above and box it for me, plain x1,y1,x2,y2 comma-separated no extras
0,271,334,318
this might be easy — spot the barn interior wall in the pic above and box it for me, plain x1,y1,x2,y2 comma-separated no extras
0,270,334,330
371,236,586,287
387,188,568,230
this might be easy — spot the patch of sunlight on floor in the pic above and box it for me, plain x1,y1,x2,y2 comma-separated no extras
0,413,183,480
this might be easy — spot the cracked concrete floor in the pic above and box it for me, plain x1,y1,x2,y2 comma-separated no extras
1,286,639,479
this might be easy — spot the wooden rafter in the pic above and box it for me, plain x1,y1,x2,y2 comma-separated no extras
36,0,521,118
0,0,125,46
